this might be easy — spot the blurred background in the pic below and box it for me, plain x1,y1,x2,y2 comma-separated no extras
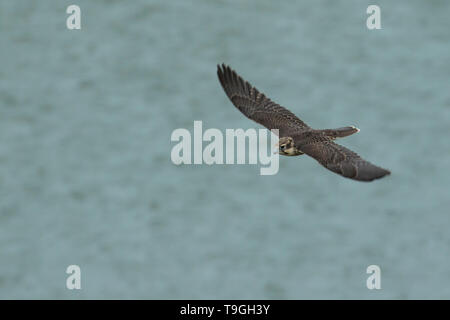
0,0,449,299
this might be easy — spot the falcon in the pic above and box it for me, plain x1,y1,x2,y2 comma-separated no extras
217,64,390,182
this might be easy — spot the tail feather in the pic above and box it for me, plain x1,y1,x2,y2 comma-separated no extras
318,126,360,139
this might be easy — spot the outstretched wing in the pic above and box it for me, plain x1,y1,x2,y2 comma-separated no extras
217,64,310,137
299,139,390,182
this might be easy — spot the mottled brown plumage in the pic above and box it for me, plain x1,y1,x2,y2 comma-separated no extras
217,64,390,182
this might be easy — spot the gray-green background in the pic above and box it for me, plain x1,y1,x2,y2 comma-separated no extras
1,0,449,299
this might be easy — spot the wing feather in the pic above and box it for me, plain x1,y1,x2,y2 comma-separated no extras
217,64,309,137
300,140,390,182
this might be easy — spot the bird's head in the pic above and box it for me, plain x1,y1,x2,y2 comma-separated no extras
276,137,299,156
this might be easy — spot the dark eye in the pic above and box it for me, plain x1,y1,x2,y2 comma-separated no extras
280,145,285,150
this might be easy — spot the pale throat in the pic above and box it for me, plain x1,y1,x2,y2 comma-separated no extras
284,147,301,156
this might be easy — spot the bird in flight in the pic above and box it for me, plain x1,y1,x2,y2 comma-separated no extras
217,64,390,182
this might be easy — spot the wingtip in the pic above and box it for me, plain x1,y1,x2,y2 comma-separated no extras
217,63,229,74
374,167,391,181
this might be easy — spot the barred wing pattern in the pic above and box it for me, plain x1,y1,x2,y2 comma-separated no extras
299,140,390,181
217,64,310,137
